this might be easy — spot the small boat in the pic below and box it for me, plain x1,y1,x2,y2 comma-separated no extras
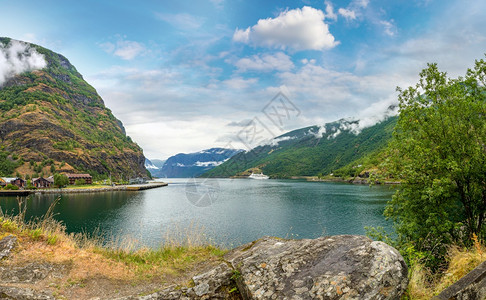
249,172,269,180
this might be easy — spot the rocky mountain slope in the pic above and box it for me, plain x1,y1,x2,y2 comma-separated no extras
203,116,397,178
144,158,166,177
151,148,242,178
0,37,147,179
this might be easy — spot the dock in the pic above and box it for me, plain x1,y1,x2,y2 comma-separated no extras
125,182,168,191
0,182,168,196
0,190,32,196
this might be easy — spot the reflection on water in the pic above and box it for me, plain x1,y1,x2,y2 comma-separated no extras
0,179,396,247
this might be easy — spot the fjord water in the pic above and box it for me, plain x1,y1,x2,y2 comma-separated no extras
0,179,395,247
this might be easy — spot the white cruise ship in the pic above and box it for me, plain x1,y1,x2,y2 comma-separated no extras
248,172,269,180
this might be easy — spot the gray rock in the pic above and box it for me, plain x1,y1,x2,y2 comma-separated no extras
0,235,16,260
0,286,54,299
225,235,408,300
0,262,63,283
123,263,234,300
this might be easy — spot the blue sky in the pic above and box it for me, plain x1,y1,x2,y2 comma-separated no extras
1,0,486,159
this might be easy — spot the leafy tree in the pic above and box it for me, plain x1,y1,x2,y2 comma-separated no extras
385,58,486,267
5,184,19,190
54,173,69,188
74,179,86,185
0,151,21,176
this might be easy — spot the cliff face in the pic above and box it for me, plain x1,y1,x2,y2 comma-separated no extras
0,37,147,179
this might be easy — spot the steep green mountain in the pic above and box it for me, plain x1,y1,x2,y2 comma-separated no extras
0,38,147,179
203,116,397,178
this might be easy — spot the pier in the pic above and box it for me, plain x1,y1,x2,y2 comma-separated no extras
0,182,168,196
125,182,168,191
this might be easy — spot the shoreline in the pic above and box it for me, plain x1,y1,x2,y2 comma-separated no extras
0,182,168,196
216,175,401,185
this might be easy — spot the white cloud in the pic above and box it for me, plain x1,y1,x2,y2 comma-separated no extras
233,27,250,44
100,38,146,60
266,135,296,146
275,63,408,130
301,58,316,64
222,77,258,89
235,52,294,72
380,20,396,36
327,128,341,139
355,0,369,8
155,13,204,30
226,119,253,127
324,1,338,21
195,160,224,167
310,126,326,139
337,0,369,22
338,8,356,20
233,6,339,51
209,0,224,9
0,39,47,86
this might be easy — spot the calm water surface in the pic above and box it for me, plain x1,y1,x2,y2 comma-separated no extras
0,179,396,247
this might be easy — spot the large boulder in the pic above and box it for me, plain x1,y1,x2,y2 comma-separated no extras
225,235,408,300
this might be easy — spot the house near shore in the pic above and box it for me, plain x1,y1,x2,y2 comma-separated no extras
1,177,26,188
129,177,147,184
12,178,26,188
32,177,54,188
64,173,92,185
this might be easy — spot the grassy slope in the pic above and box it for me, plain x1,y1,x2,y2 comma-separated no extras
0,201,229,299
204,117,397,178
0,37,147,179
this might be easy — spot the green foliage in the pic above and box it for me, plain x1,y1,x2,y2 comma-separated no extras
205,117,396,178
0,151,22,176
30,228,43,240
47,234,58,245
74,179,86,185
5,184,19,190
54,173,69,188
53,140,80,151
385,57,486,269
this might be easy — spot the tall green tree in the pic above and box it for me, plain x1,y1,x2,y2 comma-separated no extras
385,58,486,265
54,173,69,188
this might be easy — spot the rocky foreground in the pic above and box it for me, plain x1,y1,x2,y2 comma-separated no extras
1,234,409,299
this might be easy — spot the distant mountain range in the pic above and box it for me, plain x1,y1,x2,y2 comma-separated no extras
203,116,397,178
146,148,243,178
144,159,166,178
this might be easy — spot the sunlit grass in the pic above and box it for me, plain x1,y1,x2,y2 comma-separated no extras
0,197,227,295
63,184,111,189
405,234,486,299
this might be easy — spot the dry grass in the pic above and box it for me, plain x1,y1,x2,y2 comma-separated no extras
433,234,486,293
406,262,433,300
406,235,486,299
0,198,227,299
